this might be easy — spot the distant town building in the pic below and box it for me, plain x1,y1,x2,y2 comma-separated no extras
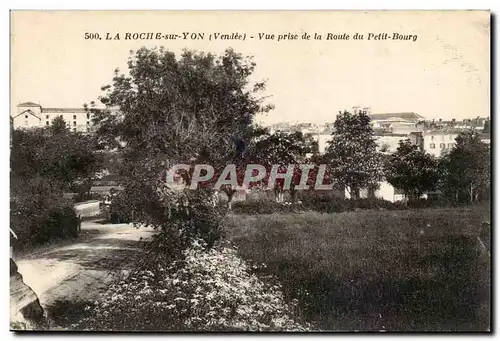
480,132,491,145
408,132,424,150
422,130,462,157
12,102,96,133
368,112,424,132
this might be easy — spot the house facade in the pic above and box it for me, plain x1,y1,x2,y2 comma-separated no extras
12,102,95,133
422,130,461,157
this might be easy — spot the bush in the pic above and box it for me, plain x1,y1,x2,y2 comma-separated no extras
232,201,297,215
11,178,80,248
34,206,79,244
300,195,351,213
72,192,104,204
232,197,399,214
72,239,311,331
231,194,470,215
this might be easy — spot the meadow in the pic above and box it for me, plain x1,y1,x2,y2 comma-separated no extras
225,205,491,331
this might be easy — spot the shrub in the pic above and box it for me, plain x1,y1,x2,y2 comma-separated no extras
34,206,79,244
231,197,400,214
11,178,79,248
72,240,311,331
231,195,467,215
232,201,297,215
72,192,105,204
300,195,352,213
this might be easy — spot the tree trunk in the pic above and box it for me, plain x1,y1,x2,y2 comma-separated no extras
227,191,234,210
352,186,360,200
275,190,284,203
469,183,474,204
290,183,297,204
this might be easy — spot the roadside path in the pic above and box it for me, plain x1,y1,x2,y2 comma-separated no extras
13,220,155,323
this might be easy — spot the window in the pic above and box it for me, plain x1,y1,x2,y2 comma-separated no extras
24,114,28,119
86,113,90,119
431,135,435,141
73,128,76,132
73,121,77,126
24,120,28,126
46,115,49,119
430,143,435,149
440,143,445,149
46,121,49,126
86,121,89,126
86,127,90,132
73,115,77,119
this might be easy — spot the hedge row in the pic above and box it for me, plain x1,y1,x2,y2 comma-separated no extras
11,194,80,249
231,197,460,215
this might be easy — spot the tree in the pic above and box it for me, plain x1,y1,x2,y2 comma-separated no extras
50,116,69,135
250,130,313,203
483,119,490,133
88,47,273,245
324,111,383,199
11,127,102,194
384,139,439,200
438,130,490,203
11,126,101,245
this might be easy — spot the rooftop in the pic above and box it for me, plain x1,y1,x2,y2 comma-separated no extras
42,108,88,113
17,102,41,107
369,112,424,122
423,129,468,136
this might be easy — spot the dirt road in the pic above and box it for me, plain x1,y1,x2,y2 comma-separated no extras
13,220,155,324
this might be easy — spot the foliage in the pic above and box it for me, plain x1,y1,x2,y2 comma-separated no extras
248,130,316,202
384,139,439,200
87,47,273,248
11,126,102,193
50,116,69,135
438,130,490,203
72,192,105,204
230,197,439,215
324,111,383,198
482,119,490,133
72,240,310,331
232,201,300,215
10,176,79,247
10,120,99,246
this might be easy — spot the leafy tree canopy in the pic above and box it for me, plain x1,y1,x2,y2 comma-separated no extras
324,110,383,198
385,139,439,200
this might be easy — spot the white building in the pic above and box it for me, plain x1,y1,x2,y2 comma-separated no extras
368,112,424,132
12,102,95,133
344,181,406,202
422,130,461,157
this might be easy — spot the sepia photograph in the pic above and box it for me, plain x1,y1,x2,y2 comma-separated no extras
9,10,491,332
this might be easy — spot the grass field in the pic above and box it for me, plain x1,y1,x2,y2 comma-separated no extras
225,205,491,331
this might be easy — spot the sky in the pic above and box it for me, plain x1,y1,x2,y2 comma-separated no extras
11,11,490,125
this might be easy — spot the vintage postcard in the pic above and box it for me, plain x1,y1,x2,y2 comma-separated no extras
10,10,490,332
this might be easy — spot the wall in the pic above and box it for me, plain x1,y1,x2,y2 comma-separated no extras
316,134,333,154
423,132,458,157
12,104,92,132
374,134,408,153
13,107,43,129
42,110,90,132
344,181,404,202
